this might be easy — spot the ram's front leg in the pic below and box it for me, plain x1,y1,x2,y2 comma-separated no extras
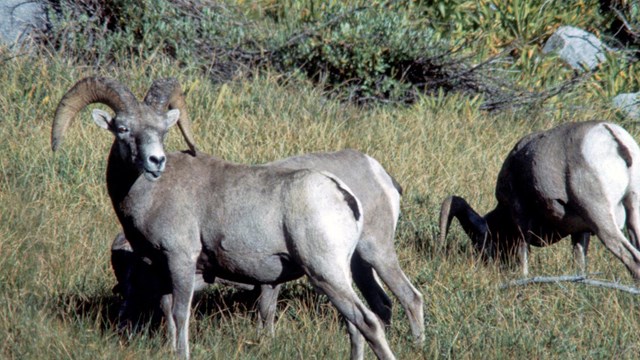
166,248,198,359
160,293,176,349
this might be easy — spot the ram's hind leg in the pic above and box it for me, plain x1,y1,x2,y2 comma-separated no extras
594,222,640,280
310,275,393,359
368,257,425,344
288,171,393,358
624,192,640,250
351,252,392,326
581,198,640,280
303,256,395,360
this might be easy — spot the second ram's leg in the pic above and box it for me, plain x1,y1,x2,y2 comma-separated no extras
365,253,425,344
584,199,640,279
517,240,530,277
624,192,640,250
257,283,281,336
351,252,393,326
595,224,640,280
576,189,640,280
571,232,590,276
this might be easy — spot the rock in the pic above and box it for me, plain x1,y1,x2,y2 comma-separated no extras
612,93,640,120
542,26,608,71
0,0,48,48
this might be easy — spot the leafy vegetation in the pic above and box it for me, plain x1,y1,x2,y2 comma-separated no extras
40,0,639,106
2,0,640,359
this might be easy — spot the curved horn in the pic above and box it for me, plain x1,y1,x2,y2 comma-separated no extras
439,195,489,249
144,78,197,154
52,77,138,151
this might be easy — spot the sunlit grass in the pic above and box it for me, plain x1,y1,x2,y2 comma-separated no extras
1,50,639,359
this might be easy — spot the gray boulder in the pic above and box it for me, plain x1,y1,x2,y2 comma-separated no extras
542,26,609,71
0,0,48,48
613,93,640,120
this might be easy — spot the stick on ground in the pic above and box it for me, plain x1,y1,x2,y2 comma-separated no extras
500,275,640,295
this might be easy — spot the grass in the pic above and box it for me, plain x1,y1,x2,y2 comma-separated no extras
2,48,640,359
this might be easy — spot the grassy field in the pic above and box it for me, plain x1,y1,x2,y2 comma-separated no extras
2,46,640,359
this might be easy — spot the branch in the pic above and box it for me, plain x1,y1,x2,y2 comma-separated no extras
500,275,587,288
479,70,594,111
612,7,640,38
579,278,640,295
500,275,640,295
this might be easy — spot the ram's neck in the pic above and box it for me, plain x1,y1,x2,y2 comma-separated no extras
106,143,141,221
484,206,519,247
485,205,522,260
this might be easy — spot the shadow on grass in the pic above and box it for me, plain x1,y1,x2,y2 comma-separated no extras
54,291,162,337
192,281,331,324
54,280,329,339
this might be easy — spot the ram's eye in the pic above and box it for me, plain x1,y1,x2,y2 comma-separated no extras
116,125,129,134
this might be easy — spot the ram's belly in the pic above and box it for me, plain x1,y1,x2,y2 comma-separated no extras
524,200,588,243
198,230,303,285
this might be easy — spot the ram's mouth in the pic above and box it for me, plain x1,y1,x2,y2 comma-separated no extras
144,170,162,181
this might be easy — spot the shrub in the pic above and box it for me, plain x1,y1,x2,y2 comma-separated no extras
44,0,268,71
275,4,449,102
40,0,636,107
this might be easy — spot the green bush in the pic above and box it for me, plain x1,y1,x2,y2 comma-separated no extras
45,0,270,70
40,0,637,107
276,4,451,102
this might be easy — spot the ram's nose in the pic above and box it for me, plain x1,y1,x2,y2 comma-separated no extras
149,154,166,170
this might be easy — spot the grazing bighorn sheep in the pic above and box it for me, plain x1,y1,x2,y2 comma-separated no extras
440,121,640,279
53,76,396,359
110,149,424,343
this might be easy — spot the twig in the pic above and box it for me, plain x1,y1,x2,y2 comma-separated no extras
612,7,640,38
500,275,587,288
579,279,640,295
500,275,640,295
479,70,593,111
1,51,29,63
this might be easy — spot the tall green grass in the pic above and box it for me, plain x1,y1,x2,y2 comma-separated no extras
1,49,639,359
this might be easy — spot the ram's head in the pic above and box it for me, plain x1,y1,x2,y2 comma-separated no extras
52,77,197,181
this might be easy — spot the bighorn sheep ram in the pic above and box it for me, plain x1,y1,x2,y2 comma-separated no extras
440,121,640,279
110,149,424,342
52,77,397,359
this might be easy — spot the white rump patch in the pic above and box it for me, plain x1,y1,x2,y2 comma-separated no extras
366,156,401,229
582,124,635,226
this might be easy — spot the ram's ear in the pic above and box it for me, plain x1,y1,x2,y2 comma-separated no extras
92,109,114,131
